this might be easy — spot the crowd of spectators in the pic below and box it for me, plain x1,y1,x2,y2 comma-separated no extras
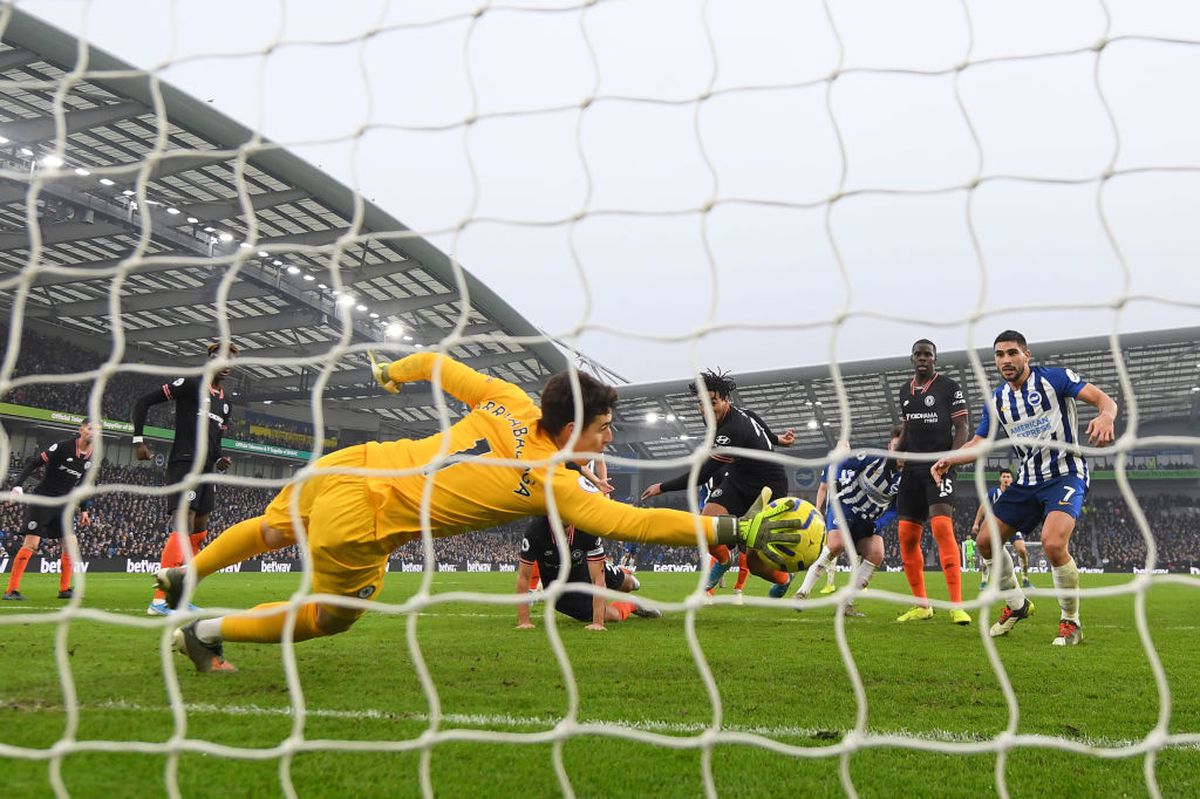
2,329,333,451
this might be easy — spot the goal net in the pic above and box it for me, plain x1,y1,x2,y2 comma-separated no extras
1,2,1197,797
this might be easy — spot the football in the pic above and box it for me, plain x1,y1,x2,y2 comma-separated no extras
756,498,827,572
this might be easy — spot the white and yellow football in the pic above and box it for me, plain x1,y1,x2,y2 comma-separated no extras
755,498,826,572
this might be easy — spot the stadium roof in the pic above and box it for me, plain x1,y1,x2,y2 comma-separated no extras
0,10,627,438
612,327,1200,460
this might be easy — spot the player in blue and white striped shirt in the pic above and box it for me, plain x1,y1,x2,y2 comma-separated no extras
933,330,1117,647
793,427,904,616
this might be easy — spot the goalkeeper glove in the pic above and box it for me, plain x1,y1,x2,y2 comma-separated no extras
368,350,400,394
713,487,804,549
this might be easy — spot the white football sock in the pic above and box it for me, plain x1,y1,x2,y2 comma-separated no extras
996,546,1026,612
850,559,877,592
1051,557,1081,624
195,617,224,644
797,546,835,597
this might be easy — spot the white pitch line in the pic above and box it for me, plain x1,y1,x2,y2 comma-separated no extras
81,700,1199,752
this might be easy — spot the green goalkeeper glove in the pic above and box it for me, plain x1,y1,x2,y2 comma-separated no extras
713,487,804,549
368,350,400,394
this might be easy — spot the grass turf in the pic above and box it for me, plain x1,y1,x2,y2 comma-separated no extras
1,571,1196,798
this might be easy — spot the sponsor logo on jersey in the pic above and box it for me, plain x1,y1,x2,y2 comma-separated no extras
715,435,731,445
173,378,186,386
1010,416,1052,438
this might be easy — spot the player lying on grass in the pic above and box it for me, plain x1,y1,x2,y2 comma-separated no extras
932,330,1117,646
157,352,805,671
792,427,904,617
515,516,660,631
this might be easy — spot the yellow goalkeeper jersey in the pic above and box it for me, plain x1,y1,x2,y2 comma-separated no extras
364,353,714,549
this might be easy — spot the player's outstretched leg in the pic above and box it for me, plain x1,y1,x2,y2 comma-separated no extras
705,546,734,593
793,545,836,604
155,516,283,609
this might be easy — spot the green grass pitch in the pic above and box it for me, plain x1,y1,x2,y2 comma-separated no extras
1,571,1197,798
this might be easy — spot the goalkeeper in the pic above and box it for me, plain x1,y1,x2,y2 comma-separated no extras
159,352,802,672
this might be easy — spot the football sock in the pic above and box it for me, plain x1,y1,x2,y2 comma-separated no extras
826,561,837,586
734,552,749,590
611,601,634,621
189,530,208,554
710,545,731,567
153,532,185,601
7,546,32,592
1051,557,1081,623
59,552,72,592
997,546,1026,611
530,561,541,591
980,556,991,581
850,559,878,592
192,516,271,579
930,516,962,603
219,601,325,643
770,569,791,586
798,546,835,597
1018,548,1030,578
898,520,928,602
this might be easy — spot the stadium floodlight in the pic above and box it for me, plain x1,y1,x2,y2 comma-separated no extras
355,304,368,312
122,189,135,196
0,135,7,144
645,412,658,424
98,178,114,186
166,207,180,215
1192,386,1199,393
238,242,251,249
316,282,327,289
187,216,199,224
679,433,690,441
41,154,65,167
203,226,215,233
257,250,269,257
19,147,33,156
272,260,282,266
217,232,233,242
73,167,90,176
385,322,404,338
336,295,355,308
368,312,380,319
665,413,676,422
402,335,413,342
286,266,301,275
302,274,316,282
807,419,818,430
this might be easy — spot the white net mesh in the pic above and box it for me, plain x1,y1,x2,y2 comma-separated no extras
2,1,1199,797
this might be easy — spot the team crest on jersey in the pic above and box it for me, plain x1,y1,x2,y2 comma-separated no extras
173,378,186,386
186,490,197,501
28,520,38,530
923,395,936,407
1027,391,1042,406
710,488,724,499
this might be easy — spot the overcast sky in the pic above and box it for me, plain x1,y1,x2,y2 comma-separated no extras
20,0,1200,382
